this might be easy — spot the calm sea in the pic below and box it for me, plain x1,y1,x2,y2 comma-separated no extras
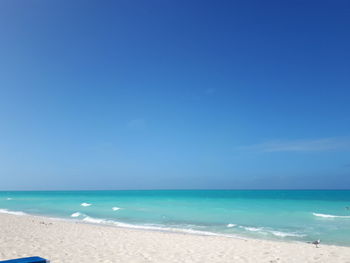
1,190,350,245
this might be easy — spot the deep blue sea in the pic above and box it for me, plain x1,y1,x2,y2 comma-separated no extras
1,190,350,246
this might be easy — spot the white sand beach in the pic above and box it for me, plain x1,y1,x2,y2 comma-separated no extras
0,213,349,263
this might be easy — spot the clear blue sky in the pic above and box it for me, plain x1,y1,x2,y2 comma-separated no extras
0,0,349,190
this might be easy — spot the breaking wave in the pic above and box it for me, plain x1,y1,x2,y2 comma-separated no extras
270,231,305,237
238,225,305,238
0,208,27,216
240,226,263,232
71,212,84,218
313,213,350,219
79,216,241,238
83,216,107,224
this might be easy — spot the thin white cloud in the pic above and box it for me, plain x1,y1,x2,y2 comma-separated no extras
241,137,350,152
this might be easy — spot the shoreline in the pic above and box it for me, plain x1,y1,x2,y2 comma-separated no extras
1,209,350,247
1,213,350,262
0,209,246,240
0,209,319,246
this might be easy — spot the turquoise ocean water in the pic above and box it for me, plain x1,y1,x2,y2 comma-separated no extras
1,190,350,246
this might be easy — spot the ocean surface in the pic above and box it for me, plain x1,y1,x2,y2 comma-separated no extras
1,190,350,246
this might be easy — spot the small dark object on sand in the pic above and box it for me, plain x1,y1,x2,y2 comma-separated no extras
0,256,48,262
308,239,321,248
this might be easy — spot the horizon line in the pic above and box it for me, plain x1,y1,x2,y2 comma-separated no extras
1,189,350,192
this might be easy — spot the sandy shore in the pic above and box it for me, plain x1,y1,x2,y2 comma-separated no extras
0,214,349,263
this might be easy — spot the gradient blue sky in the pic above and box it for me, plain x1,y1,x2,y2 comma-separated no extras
0,0,349,190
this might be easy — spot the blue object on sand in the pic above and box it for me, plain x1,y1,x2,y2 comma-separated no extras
0,257,47,263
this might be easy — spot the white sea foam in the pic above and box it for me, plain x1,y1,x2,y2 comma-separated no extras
238,225,305,238
227,223,236,228
83,216,108,224
240,226,263,232
112,207,121,211
78,216,243,238
174,228,220,236
71,212,83,218
113,223,237,237
313,213,350,219
6,197,12,200
270,231,305,238
81,203,92,207
0,208,27,216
